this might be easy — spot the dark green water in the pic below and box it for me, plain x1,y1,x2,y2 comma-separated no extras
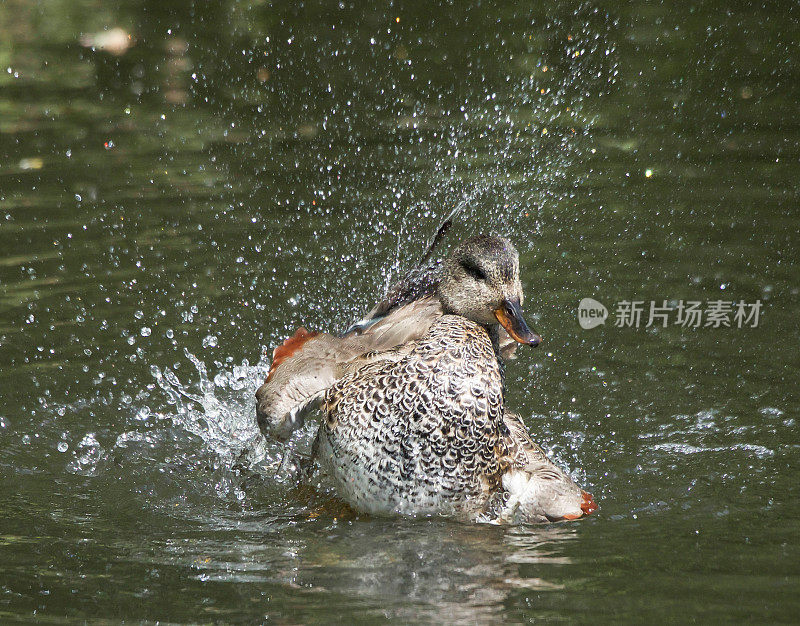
1,0,799,622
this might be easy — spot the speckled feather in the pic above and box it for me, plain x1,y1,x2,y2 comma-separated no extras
318,315,514,519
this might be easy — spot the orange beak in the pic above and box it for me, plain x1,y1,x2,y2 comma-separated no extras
494,299,541,346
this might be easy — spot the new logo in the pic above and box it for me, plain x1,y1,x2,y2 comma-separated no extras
578,298,608,329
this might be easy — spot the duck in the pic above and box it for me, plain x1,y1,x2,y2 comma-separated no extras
255,234,597,523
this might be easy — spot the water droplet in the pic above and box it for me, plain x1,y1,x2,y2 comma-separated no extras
140,327,152,337
202,335,218,348
57,441,69,453
135,407,151,421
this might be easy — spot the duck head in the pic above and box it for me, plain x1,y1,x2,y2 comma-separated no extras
436,235,541,346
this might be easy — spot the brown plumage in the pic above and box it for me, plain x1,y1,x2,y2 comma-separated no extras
255,235,597,523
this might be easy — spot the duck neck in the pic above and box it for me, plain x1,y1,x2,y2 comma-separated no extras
484,323,506,397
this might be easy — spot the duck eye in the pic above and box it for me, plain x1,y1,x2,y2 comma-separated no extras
461,261,486,281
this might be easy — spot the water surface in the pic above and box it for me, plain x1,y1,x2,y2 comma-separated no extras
1,0,799,622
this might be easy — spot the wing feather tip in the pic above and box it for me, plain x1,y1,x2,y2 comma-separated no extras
266,326,319,382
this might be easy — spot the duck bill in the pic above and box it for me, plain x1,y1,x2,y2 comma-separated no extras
494,300,542,347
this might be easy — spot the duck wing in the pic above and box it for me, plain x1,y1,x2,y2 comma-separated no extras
344,261,443,335
256,294,444,441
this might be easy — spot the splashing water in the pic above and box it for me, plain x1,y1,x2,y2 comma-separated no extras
149,348,273,471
